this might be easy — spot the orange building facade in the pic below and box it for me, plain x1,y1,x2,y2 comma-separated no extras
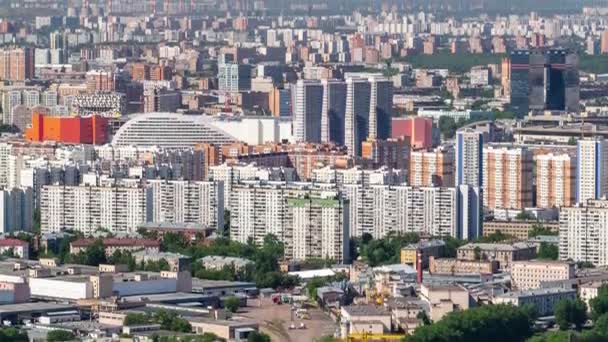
25,113,109,145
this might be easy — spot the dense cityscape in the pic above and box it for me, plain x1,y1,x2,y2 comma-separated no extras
3,0,608,341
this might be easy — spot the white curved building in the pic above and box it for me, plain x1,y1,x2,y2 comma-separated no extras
111,113,236,148
112,112,294,148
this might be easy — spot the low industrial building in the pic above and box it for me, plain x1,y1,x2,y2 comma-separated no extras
70,238,160,256
428,256,499,275
457,242,537,269
400,240,445,270
340,305,393,339
420,284,475,321
200,256,253,272
192,279,258,298
511,260,575,290
494,288,577,316
483,220,559,240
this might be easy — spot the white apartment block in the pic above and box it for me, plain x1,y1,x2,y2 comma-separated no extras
511,260,575,290
207,163,263,210
146,180,224,231
41,185,147,235
559,199,608,266
229,182,350,262
456,129,483,187
536,153,576,208
494,288,577,316
577,138,608,204
0,143,12,188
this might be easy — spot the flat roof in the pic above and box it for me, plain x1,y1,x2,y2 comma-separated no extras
0,302,76,315
192,279,257,289
342,305,390,317
498,287,576,299
121,292,216,303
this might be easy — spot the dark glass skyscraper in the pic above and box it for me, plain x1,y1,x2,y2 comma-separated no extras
509,49,579,116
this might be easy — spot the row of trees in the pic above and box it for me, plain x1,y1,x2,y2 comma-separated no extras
162,233,299,289
407,285,608,342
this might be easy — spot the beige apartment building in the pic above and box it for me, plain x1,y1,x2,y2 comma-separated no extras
535,153,576,208
409,146,455,187
483,220,559,240
429,256,499,274
511,260,575,290
483,146,533,209
457,242,537,269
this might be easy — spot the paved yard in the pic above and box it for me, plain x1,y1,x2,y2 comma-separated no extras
239,298,337,342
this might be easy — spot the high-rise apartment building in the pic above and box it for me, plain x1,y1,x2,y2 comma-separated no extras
85,70,116,94
601,30,608,54
0,187,33,234
456,129,483,240
269,88,291,117
344,76,392,156
536,153,576,208
409,146,455,187
218,63,252,93
320,79,347,144
483,146,533,210
577,138,608,204
146,180,224,231
292,80,323,143
560,199,608,266
456,129,483,187
0,47,34,81
361,138,410,171
509,49,579,116
40,185,147,235
230,182,350,262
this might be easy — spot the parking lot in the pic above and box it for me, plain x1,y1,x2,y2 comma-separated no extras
239,298,337,342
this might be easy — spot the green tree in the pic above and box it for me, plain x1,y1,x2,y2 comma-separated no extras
438,116,458,139
0,327,28,342
528,224,557,238
554,299,587,330
442,236,467,258
407,304,535,342
46,330,76,342
594,313,608,334
169,317,192,333
537,243,559,260
247,331,271,342
568,137,578,146
124,312,151,326
417,311,431,325
590,286,608,320
516,211,534,220
224,296,241,313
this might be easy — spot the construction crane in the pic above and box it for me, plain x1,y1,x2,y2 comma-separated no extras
347,332,406,342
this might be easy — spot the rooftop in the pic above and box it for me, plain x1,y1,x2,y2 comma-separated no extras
0,239,28,247
71,238,160,248
459,242,536,251
342,305,391,317
402,239,446,250
497,287,576,299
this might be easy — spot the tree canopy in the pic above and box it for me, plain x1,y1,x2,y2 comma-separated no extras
554,299,587,331
406,304,536,342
